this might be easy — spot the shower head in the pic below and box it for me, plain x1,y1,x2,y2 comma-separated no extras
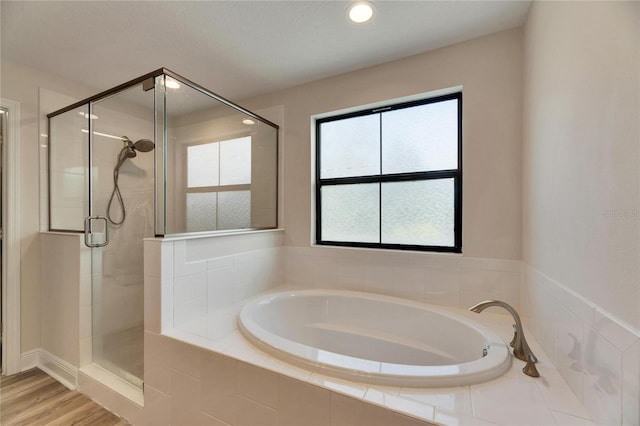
133,139,155,152
121,136,155,153
114,136,155,171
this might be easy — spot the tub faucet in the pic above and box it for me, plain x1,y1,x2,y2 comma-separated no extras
469,300,540,378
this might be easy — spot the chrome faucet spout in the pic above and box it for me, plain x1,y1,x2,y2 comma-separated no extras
469,300,539,378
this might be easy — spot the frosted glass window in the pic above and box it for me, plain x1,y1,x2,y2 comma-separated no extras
185,136,253,232
220,136,251,185
382,100,458,174
320,114,380,178
188,143,219,188
382,179,454,247
186,192,217,232
218,191,250,229
321,184,379,243
316,92,461,252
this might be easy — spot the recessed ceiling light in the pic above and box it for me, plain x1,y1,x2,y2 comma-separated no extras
242,119,256,125
165,78,181,89
347,1,375,24
78,111,98,120
80,129,123,140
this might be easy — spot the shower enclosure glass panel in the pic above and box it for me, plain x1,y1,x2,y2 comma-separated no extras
89,84,154,387
48,68,278,390
49,105,89,231
160,76,278,234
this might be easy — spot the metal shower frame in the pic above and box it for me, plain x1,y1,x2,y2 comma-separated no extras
46,67,280,237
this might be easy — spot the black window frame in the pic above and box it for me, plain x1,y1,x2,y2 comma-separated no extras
315,92,462,253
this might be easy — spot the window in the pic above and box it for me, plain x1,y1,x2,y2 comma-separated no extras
185,136,252,231
315,93,462,252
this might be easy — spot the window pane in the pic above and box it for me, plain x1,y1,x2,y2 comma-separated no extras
188,143,219,188
381,99,458,174
186,192,217,232
220,136,251,185
321,183,379,243
218,190,251,229
320,115,380,178
381,179,454,247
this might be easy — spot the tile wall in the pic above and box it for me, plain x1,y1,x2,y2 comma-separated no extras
522,265,640,425
284,246,522,311
140,331,434,426
144,230,285,333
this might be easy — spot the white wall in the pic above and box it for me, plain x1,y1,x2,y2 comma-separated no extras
39,233,84,366
522,2,639,424
242,27,524,260
523,0,639,332
0,60,96,353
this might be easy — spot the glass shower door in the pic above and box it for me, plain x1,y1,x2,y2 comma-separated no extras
88,83,154,388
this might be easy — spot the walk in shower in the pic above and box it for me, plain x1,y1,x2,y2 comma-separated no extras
47,69,278,388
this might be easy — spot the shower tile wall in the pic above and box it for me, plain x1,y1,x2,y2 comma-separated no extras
522,265,640,425
92,112,153,335
39,88,81,231
86,93,154,385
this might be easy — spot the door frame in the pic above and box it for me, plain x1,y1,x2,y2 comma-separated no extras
1,97,21,375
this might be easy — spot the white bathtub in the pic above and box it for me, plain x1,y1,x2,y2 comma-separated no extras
238,289,511,387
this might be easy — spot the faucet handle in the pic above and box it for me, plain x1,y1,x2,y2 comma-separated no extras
523,354,540,377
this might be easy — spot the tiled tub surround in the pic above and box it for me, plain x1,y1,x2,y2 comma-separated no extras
127,236,592,425
522,265,640,426
282,246,522,312
154,291,592,426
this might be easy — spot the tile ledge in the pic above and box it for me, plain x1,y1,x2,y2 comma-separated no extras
145,228,285,242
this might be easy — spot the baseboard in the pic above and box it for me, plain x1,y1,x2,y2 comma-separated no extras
20,348,78,390
20,349,40,371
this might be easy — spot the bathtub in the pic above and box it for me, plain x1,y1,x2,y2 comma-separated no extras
238,289,511,387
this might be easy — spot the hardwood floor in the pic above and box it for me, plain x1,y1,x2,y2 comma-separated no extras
1,368,130,426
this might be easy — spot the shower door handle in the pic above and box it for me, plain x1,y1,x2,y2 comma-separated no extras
84,216,110,248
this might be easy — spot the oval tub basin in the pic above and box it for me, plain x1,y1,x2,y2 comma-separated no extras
238,290,511,387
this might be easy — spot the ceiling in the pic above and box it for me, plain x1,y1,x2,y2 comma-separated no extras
1,1,531,101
